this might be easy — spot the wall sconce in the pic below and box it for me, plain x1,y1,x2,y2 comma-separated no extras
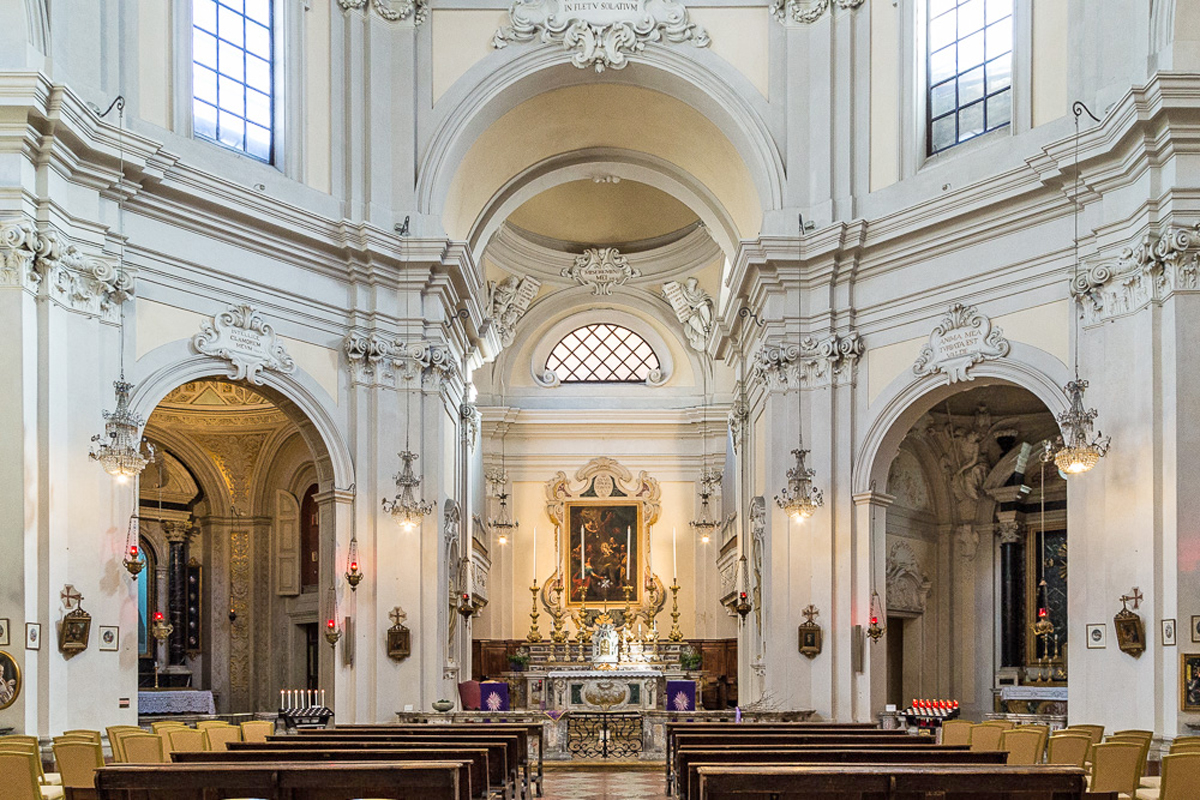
345,534,363,590
866,590,886,643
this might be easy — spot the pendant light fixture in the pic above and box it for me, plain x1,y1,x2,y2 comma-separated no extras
1051,102,1111,475
487,384,518,545
90,96,154,482
690,347,719,544
775,214,824,521
1032,448,1055,638
382,217,434,531
324,583,341,648
345,533,363,589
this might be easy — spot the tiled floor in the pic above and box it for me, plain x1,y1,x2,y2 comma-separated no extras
542,767,666,799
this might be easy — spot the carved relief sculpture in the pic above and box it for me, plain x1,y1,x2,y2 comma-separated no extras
494,0,710,73
488,275,541,346
772,0,864,24
1074,223,1200,324
561,247,642,294
913,303,1010,383
192,304,296,385
886,541,932,615
662,278,714,351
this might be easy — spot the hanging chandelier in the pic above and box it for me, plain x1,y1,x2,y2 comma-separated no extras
1051,101,1111,476
345,533,363,589
91,379,155,481
488,485,519,546
690,470,721,544
383,449,434,532
775,214,824,522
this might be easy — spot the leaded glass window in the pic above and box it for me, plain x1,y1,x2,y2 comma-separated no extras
545,324,661,383
928,0,1012,154
192,0,274,162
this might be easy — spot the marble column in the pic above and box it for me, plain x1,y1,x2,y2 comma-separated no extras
995,520,1025,669
164,521,192,667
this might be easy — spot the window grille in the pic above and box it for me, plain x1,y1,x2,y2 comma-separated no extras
545,324,661,383
192,0,274,162
928,0,1012,154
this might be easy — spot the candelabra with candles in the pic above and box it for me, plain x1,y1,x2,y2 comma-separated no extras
277,688,332,731
149,611,173,688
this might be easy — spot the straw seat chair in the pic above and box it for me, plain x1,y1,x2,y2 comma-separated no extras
1135,752,1200,800
1,736,64,791
120,734,166,764
51,740,104,800
103,726,143,762
1067,724,1106,746
0,750,54,800
166,728,206,755
1001,727,1047,765
940,719,972,746
1047,732,1093,768
202,726,240,752
59,732,100,746
239,720,273,744
1090,741,1144,798
193,721,231,730
978,720,1016,731
150,721,189,735
969,724,1005,752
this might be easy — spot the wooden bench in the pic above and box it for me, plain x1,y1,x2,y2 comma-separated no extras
695,764,1090,800
280,731,524,799
94,760,464,800
240,739,510,799
334,723,546,798
677,748,1007,800
172,748,490,800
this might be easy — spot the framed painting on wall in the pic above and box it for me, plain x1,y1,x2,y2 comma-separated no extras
0,650,20,710
1182,653,1200,712
565,500,642,606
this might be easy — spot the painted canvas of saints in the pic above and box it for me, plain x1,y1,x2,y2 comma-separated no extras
566,503,640,605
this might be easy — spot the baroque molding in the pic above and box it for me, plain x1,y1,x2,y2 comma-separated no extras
771,0,864,24
493,0,710,73
488,274,541,347
1,219,135,321
663,277,714,351
751,331,864,390
912,303,1009,383
343,332,459,391
561,247,642,295
338,0,428,24
192,304,296,385
886,540,931,615
460,403,480,452
1073,223,1200,324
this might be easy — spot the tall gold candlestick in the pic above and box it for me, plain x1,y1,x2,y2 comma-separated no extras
668,581,683,642
551,578,567,643
526,580,542,642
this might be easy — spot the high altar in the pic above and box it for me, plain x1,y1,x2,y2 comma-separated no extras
512,458,694,712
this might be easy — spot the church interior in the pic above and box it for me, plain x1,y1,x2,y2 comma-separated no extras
3,0,1200,797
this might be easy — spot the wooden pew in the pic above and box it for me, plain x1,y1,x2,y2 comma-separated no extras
276,732,523,799
332,722,545,797
236,740,509,799
669,730,927,793
172,748,489,800
94,761,464,800
695,764,1089,800
677,748,1007,800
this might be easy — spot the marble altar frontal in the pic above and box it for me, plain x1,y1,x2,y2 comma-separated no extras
546,669,662,711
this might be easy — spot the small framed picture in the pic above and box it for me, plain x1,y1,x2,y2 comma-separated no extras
1182,653,1200,712
25,623,40,651
1191,616,1200,643
98,626,119,652
1163,619,1177,647
0,618,9,647
1086,623,1107,649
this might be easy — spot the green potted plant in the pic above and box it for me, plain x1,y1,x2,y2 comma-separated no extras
508,646,531,672
680,645,703,672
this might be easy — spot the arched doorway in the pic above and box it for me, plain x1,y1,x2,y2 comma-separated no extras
137,377,339,713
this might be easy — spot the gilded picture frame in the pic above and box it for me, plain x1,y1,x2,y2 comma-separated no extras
1182,653,1200,712
1114,609,1145,657
798,622,823,659
0,649,21,710
564,500,642,606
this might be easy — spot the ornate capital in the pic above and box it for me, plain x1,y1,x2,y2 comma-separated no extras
1,219,135,320
192,304,296,385
996,520,1023,546
1073,223,1200,324
913,303,1009,383
338,0,427,24
771,0,864,25
493,0,709,73
752,330,863,390
343,332,459,392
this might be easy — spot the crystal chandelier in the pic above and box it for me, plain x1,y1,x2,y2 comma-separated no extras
1051,101,1111,475
90,380,155,481
775,214,824,522
383,449,434,532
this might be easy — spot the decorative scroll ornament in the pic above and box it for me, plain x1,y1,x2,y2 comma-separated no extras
460,403,480,452
343,333,457,390
912,303,1010,383
488,275,541,346
771,0,864,24
663,278,714,351
493,0,710,73
753,332,864,390
562,247,641,294
1073,223,1200,324
338,0,428,24
192,304,296,385
886,541,932,615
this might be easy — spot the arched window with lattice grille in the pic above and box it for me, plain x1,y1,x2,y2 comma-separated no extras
544,324,662,383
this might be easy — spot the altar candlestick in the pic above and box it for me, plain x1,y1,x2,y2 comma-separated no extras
279,689,284,709
672,527,677,582
320,689,325,708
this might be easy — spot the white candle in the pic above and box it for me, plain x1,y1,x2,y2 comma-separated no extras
580,524,585,581
625,526,631,580
672,527,677,582
321,689,325,708
533,526,538,580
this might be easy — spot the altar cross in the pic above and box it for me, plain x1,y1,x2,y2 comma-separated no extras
61,584,83,610
389,606,407,626
1121,587,1143,610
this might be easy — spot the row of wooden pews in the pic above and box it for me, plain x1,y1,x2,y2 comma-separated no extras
93,722,543,800
666,721,1104,800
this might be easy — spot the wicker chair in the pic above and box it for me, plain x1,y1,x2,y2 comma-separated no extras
51,741,104,800
1090,742,1143,797
120,735,166,764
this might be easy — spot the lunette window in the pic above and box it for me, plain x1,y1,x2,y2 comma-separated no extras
545,324,661,383
928,0,1012,155
192,0,274,162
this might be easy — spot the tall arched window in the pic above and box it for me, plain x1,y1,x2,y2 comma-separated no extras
545,324,661,383
192,0,274,161
137,538,158,657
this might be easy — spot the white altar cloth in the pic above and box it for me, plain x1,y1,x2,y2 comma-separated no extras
138,689,216,715
999,686,1068,702
546,669,661,680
